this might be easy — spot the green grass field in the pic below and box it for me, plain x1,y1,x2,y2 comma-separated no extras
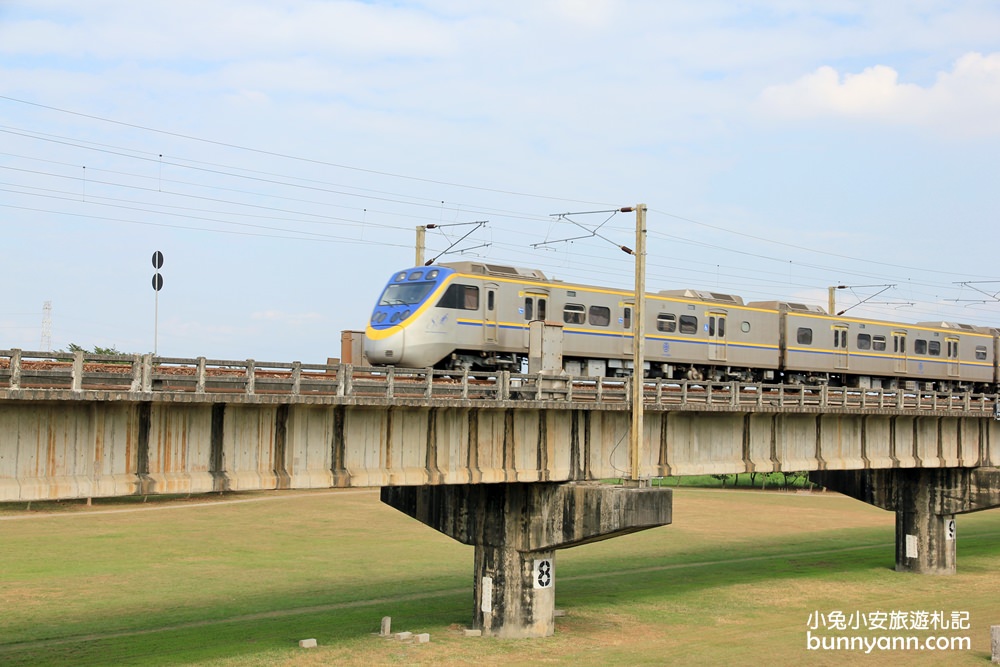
1,487,998,666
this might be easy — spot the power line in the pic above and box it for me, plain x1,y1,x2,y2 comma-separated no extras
3,96,999,325
0,95,615,206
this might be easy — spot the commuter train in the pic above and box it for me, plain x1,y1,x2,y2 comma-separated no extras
364,262,998,392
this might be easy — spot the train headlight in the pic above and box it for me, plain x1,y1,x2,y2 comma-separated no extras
390,312,401,323
402,310,411,320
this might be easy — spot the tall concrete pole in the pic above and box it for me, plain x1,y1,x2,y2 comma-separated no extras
630,204,647,484
828,284,847,315
415,225,427,266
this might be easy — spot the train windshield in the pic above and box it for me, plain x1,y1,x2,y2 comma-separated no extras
378,281,436,306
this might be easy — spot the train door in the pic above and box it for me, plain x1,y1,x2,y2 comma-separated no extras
708,311,728,362
946,337,960,377
483,283,499,345
893,331,908,374
622,301,633,356
833,325,849,370
522,291,548,347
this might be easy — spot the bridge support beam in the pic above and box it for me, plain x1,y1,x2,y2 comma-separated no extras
812,468,1000,575
381,482,671,638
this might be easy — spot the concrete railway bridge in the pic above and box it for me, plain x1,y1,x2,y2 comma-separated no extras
2,347,999,638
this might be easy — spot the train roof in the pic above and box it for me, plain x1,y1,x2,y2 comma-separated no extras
657,289,745,305
439,261,547,280
916,321,992,333
745,300,828,314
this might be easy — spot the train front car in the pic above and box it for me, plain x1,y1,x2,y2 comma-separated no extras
364,266,458,368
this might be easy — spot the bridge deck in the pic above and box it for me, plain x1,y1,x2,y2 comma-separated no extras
1,350,999,502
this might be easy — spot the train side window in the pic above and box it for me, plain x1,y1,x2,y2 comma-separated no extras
679,315,698,335
524,297,534,320
915,339,928,355
589,306,611,327
797,327,813,345
928,341,941,356
538,298,547,321
657,313,676,332
438,284,479,310
976,345,988,361
741,321,750,333
873,336,887,351
563,303,585,324
857,334,871,350
487,291,495,311
623,307,632,330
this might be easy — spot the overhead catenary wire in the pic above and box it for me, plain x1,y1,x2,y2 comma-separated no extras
3,95,1000,329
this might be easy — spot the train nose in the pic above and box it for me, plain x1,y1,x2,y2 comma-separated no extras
364,329,404,365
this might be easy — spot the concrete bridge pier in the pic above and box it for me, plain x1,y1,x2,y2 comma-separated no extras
812,468,1000,575
381,482,672,638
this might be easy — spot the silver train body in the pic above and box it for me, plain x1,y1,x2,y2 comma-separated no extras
365,262,998,391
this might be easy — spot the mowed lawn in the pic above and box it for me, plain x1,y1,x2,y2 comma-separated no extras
1,487,998,666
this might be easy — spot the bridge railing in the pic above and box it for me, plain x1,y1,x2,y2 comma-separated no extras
0,349,997,414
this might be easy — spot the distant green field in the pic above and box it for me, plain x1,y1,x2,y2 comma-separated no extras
1,487,998,666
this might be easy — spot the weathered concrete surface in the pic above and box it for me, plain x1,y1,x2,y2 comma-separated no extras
381,482,672,638
2,397,999,501
812,468,1000,574
0,401,141,500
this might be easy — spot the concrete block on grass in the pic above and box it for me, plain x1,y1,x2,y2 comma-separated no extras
395,631,413,641
416,633,430,643
298,638,317,649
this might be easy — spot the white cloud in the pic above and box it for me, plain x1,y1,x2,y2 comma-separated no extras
548,0,616,28
0,1,458,61
757,52,1000,135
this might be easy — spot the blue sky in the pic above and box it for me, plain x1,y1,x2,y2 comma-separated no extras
2,1,999,362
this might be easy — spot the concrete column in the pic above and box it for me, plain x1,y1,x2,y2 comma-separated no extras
381,482,671,638
475,544,556,637
895,509,955,575
812,467,1000,575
